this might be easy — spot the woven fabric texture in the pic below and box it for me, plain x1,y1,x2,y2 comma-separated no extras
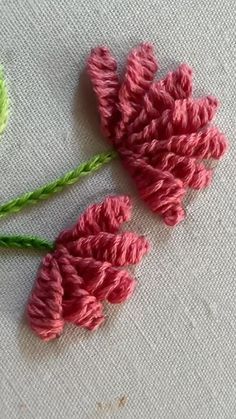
0,1,235,418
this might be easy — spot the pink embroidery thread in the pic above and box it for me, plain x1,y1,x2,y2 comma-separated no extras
87,43,228,226
27,196,149,341
0,44,229,342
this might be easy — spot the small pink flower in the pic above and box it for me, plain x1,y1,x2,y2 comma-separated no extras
87,43,228,226
27,196,149,341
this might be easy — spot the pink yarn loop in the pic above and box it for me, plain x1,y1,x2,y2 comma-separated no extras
87,42,228,226
27,196,149,341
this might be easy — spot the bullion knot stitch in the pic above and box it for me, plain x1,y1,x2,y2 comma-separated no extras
87,43,228,226
27,195,150,341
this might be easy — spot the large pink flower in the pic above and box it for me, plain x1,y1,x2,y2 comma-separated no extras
87,43,228,226
27,196,149,341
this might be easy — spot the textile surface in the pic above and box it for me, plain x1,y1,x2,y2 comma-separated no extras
0,0,235,418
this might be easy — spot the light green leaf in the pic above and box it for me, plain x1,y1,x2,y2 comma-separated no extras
0,67,9,136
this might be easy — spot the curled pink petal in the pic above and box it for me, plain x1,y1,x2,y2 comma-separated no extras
57,255,136,303
57,195,132,244
65,231,149,266
118,43,158,124
63,290,104,330
27,254,64,341
128,96,219,145
87,43,228,226
123,156,186,225
131,127,228,161
156,63,193,99
128,88,175,135
27,196,149,341
87,46,120,138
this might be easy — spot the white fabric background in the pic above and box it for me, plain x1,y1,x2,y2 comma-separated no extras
0,0,235,418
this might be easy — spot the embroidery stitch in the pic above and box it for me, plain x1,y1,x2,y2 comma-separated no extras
0,44,227,227
0,43,229,341
0,235,53,250
87,43,228,226
27,196,150,341
0,151,117,219
0,68,9,136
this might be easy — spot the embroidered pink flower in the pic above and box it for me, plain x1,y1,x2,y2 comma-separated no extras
87,43,228,226
27,196,149,341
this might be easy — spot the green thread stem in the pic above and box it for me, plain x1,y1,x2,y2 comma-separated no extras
0,67,9,136
0,150,117,220
0,235,54,251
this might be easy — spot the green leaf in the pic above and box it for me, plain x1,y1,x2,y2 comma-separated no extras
0,67,9,136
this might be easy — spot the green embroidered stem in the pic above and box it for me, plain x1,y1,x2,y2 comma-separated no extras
0,235,54,251
0,150,117,220
0,67,9,135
